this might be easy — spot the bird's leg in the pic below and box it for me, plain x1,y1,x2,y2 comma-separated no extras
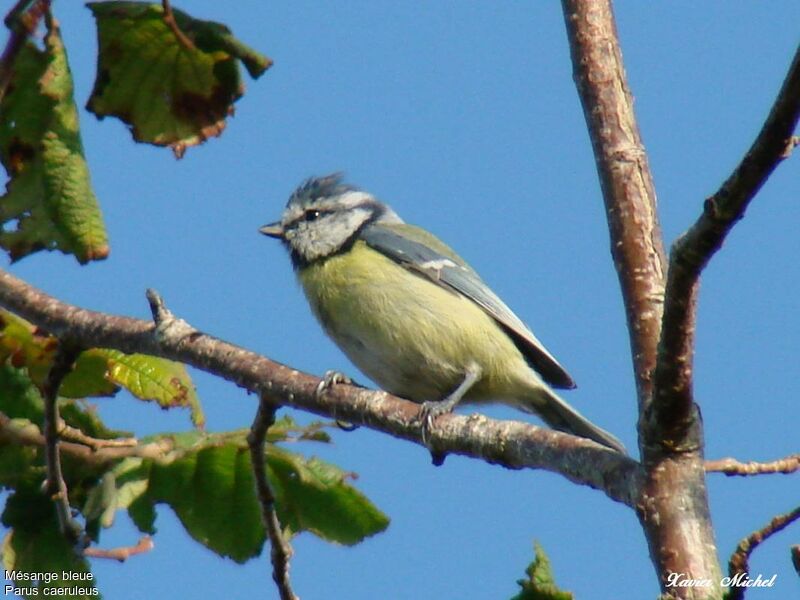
419,362,482,444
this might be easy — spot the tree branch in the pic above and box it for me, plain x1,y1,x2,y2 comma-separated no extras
248,395,298,600
561,2,727,596
649,44,800,448
83,535,154,562
727,505,800,600
561,0,667,415
705,454,800,477
41,341,86,546
0,268,641,507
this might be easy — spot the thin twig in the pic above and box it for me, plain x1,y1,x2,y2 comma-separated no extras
649,44,800,447
84,535,154,562
248,395,298,600
727,505,800,600
705,454,800,477
42,341,86,546
161,0,195,51
0,0,47,102
0,410,174,467
57,420,138,450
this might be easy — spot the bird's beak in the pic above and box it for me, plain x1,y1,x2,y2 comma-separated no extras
259,222,284,239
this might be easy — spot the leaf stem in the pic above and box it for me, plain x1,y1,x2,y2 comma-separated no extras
161,0,195,51
0,0,47,102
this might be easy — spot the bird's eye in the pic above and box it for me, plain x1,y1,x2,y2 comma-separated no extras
304,209,321,222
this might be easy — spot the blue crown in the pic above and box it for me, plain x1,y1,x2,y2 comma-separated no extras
287,173,357,208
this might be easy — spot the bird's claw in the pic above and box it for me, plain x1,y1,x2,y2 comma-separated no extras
418,400,454,446
315,370,351,397
317,371,358,431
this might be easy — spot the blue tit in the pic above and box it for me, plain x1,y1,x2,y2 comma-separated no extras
260,174,625,453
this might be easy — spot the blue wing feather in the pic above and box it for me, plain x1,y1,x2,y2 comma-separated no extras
360,223,576,389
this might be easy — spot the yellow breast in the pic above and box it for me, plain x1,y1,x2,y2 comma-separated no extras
297,241,534,402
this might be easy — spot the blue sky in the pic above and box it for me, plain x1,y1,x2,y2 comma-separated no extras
4,2,800,598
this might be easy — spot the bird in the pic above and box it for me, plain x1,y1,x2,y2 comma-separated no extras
260,173,625,453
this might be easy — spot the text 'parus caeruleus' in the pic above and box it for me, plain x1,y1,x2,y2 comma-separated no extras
260,174,624,453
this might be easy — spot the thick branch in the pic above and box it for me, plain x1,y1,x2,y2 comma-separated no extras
248,396,298,600
561,2,722,596
561,0,667,414
0,268,640,507
650,44,800,446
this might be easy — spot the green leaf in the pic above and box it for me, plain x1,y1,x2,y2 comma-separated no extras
0,363,45,422
511,542,574,600
120,431,388,561
0,443,41,491
266,414,333,444
146,444,264,562
1,486,99,599
0,363,129,440
267,447,389,545
86,1,272,157
98,350,205,428
0,309,58,388
0,18,108,263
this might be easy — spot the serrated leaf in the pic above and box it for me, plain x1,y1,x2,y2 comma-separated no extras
146,444,264,562
86,1,271,157
127,432,388,561
267,446,389,545
511,542,574,600
0,18,108,263
1,486,99,599
96,349,205,428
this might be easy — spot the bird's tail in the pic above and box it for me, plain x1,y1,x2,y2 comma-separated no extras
523,388,626,454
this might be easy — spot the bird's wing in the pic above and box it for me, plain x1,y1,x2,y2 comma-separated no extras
360,223,576,389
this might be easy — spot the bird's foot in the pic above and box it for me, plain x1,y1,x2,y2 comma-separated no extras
316,371,359,431
418,397,460,446
315,370,351,397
